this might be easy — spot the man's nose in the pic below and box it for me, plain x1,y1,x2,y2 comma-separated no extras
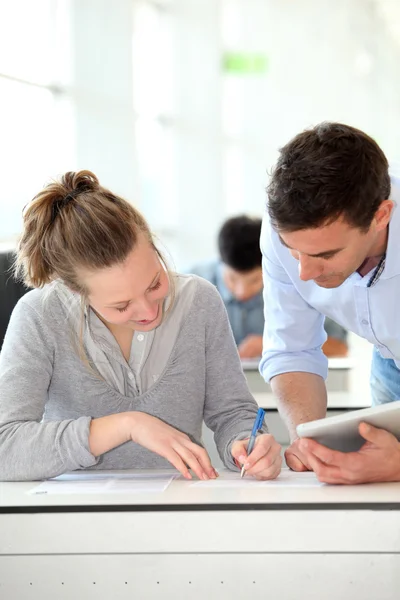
298,256,322,281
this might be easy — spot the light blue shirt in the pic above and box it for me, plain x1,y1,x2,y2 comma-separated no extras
260,174,400,383
189,260,264,345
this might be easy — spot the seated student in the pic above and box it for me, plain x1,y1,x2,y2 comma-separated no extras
0,171,281,482
191,215,348,359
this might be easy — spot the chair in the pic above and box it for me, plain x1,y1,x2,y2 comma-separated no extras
0,251,29,350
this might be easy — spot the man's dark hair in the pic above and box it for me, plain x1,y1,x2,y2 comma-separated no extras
267,122,391,232
218,215,262,272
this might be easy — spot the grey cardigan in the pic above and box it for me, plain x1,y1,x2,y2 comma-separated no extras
0,275,267,481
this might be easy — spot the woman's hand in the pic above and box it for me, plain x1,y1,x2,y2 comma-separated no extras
129,412,217,481
231,433,282,480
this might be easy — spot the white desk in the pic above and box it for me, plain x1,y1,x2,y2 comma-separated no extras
1,470,400,600
243,357,369,410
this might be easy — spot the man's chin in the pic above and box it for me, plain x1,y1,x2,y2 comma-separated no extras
314,276,345,289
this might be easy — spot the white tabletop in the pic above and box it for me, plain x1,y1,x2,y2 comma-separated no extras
243,357,368,409
254,390,370,410
1,469,399,511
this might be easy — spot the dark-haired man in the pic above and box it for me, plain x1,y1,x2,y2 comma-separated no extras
191,215,347,359
191,216,265,358
260,122,400,484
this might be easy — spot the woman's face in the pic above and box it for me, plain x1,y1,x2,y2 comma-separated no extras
83,235,169,331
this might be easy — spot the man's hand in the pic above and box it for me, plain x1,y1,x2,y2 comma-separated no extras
284,439,312,472
298,422,400,484
231,433,282,480
238,334,263,359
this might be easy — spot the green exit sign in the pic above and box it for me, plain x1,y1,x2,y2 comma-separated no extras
223,52,268,74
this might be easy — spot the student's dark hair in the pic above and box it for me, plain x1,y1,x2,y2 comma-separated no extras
218,215,262,272
267,122,391,232
15,170,170,293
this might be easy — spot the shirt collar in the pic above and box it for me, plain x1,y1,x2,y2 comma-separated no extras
378,174,400,280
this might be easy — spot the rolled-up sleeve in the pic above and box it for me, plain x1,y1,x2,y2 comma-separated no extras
259,216,328,383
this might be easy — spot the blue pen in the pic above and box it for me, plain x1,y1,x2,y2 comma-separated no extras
240,408,265,478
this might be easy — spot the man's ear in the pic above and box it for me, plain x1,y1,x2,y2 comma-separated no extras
374,199,394,231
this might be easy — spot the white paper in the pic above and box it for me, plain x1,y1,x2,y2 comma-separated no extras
190,468,323,488
52,469,179,482
28,472,178,495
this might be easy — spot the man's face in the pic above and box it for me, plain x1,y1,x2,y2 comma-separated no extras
223,265,263,301
278,215,384,289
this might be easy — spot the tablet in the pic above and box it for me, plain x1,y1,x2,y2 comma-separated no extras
296,400,400,452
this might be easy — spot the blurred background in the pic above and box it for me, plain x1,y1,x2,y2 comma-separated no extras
1,0,400,424
2,0,400,264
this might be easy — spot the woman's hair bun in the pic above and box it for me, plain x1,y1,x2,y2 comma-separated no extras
60,170,99,196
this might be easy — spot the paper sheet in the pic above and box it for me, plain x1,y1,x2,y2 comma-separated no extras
53,469,179,481
28,471,179,495
190,468,323,488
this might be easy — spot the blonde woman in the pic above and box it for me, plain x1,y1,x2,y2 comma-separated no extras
0,171,282,481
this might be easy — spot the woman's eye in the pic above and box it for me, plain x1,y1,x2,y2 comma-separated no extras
150,281,161,291
116,306,129,313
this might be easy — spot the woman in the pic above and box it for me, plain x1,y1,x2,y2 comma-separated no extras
0,171,282,481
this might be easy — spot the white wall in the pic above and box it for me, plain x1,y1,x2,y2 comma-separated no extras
219,0,400,230
71,0,137,204
133,0,400,268
173,0,225,268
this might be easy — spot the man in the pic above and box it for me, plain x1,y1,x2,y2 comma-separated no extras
191,215,348,359
260,122,400,484
191,216,265,358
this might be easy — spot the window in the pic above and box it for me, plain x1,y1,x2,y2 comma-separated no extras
132,2,178,234
0,0,74,240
